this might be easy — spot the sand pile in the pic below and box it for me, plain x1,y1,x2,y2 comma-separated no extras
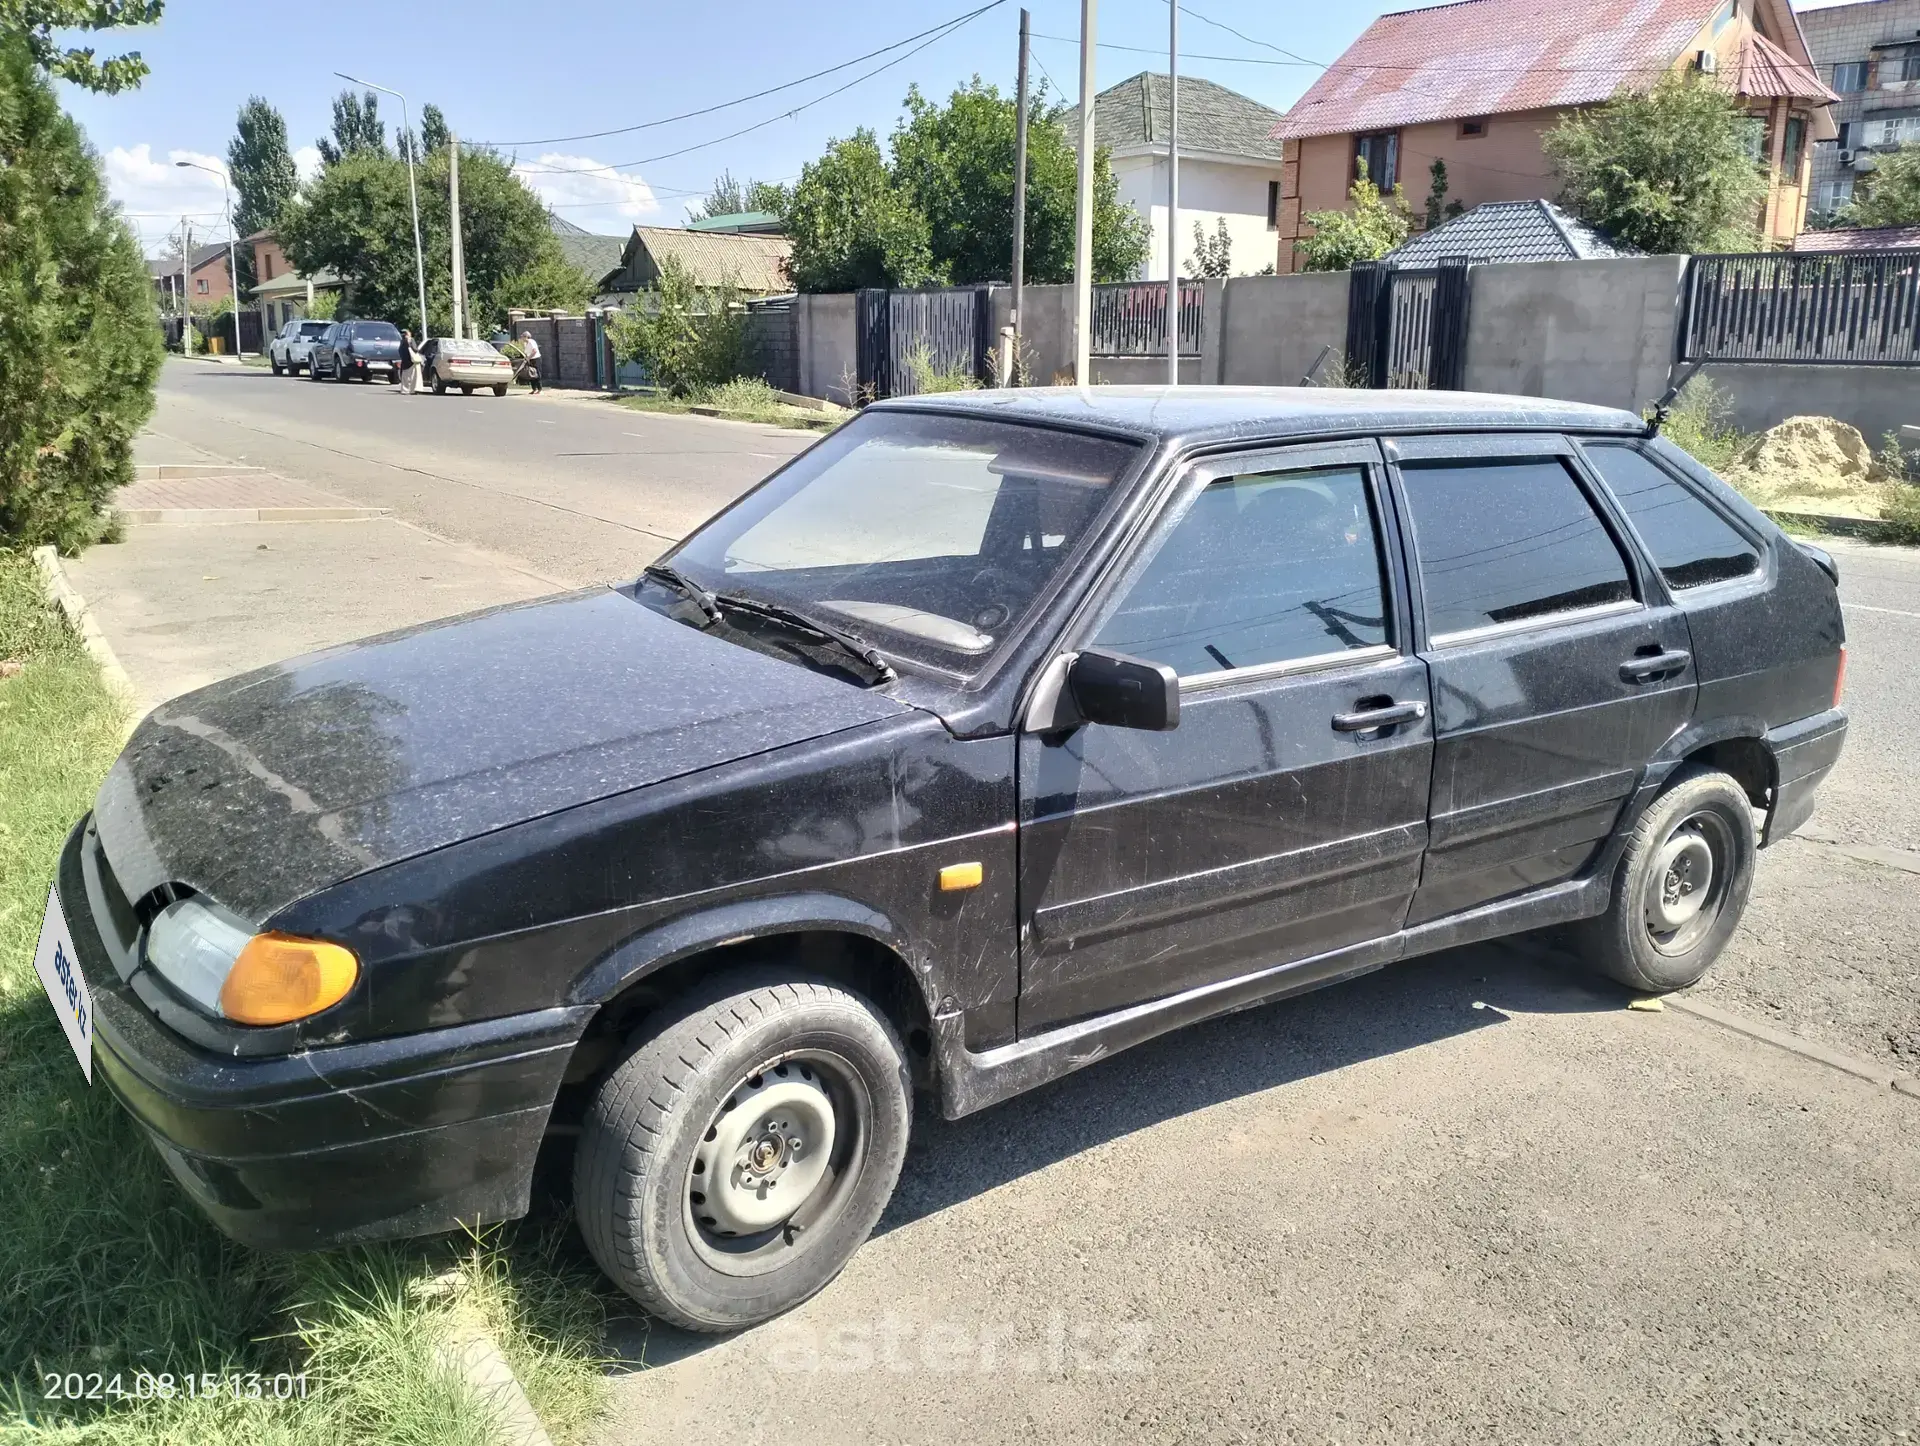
1727,415,1887,506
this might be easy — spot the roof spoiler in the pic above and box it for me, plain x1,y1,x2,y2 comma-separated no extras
1643,358,1708,438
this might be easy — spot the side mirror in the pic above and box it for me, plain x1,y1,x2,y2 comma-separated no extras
1067,649,1181,732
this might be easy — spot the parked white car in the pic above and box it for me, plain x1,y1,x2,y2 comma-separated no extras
422,337,516,396
269,318,333,376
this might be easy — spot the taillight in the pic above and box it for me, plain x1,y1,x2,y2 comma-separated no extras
1834,646,1848,708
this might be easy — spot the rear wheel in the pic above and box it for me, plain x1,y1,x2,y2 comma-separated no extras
492,383,507,397
1570,767,1755,993
574,974,911,1332
460,384,473,396
431,372,446,396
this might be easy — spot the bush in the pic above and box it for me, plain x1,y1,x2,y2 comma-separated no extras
1884,482,1920,545
608,256,750,397
0,37,163,551
1657,378,1748,476
1296,164,1412,272
901,344,979,394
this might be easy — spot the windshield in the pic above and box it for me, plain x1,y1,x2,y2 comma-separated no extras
664,410,1140,677
347,321,399,341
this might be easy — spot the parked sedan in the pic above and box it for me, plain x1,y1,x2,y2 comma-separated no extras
308,319,404,383
268,318,331,376
38,389,1846,1334
422,337,514,396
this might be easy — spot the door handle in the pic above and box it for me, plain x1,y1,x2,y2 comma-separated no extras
1620,649,1691,683
1332,699,1428,732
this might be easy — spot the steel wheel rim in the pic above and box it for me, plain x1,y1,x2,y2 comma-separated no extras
682,1049,870,1278
1642,808,1733,956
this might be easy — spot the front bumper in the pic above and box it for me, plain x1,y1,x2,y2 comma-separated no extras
1764,708,1848,845
59,821,594,1250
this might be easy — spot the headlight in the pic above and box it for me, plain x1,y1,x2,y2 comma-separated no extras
146,898,359,1026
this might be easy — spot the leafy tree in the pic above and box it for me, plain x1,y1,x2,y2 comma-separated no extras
486,251,594,320
420,102,450,155
691,169,790,220
1844,143,1920,227
227,96,297,290
281,143,559,333
1185,217,1231,278
784,129,935,291
0,36,162,548
888,78,1147,286
1543,72,1767,254
316,89,387,167
0,0,162,92
1296,162,1412,271
608,255,748,396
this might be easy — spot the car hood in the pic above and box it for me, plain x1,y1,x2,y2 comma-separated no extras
92,589,911,921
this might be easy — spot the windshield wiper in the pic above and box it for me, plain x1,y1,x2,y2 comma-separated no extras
709,591,897,685
641,563,721,624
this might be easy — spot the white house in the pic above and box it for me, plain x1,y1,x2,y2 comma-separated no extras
1080,72,1289,279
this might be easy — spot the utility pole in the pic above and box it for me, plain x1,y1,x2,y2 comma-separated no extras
1073,0,1097,388
1009,7,1031,383
174,160,243,357
178,218,190,350
449,132,466,339
1165,0,1180,386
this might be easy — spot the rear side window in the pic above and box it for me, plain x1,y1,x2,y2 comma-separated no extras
1400,457,1633,639
1581,443,1761,591
1095,464,1389,677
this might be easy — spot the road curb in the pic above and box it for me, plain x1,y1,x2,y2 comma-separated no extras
1666,993,1918,1098
31,545,143,719
435,1316,554,1446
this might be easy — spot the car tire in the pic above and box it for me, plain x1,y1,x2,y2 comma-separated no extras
492,384,507,397
461,385,473,396
1569,766,1756,994
270,357,284,376
432,373,446,396
574,973,912,1332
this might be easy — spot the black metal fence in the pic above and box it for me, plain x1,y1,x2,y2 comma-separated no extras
1089,280,1203,357
855,285,994,399
1347,259,1473,389
1679,250,1920,366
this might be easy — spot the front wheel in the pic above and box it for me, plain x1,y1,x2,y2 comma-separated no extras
574,974,912,1332
270,356,284,376
1570,766,1756,993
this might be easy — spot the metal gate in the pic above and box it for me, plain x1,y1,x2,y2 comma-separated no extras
1679,250,1920,366
1346,258,1474,389
855,285,994,400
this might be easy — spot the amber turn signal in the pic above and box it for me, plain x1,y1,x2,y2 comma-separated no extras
938,861,984,892
219,932,359,1025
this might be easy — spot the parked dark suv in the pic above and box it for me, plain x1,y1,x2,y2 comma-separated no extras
308,319,403,382
39,389,1846,1332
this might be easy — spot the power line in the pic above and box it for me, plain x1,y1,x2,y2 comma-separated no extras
511,3,1003,178
472,0,1005,150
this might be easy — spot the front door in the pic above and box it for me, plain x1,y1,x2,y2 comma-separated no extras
1385,434,1698,924
1016,440,1434,1034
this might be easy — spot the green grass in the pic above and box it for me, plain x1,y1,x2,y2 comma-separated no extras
619,375,841,432
0,551,610,1444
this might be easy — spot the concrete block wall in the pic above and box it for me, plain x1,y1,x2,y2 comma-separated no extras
794,292,858,404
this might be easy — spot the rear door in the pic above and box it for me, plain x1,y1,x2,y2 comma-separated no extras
1016,440,1434,1033
1386,433,1696,924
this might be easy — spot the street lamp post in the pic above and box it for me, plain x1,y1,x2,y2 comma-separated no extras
336,72,429,337
175,160,243,358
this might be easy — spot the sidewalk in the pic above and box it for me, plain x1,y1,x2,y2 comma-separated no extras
59,431,567,710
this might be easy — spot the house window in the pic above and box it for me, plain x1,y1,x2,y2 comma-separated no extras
1266,179,1280,229
1832,60,1869,92
1354,131,1399,190
1879,45,1920,84
1740,114,1768,164
195,277,208,293
1861,114,1920,148
1814,176,1855,216
1837,121,1853,149
1458,118,1487,138
1783,115,1807,178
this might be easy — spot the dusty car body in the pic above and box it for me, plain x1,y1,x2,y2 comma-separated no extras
47,388,1846,1329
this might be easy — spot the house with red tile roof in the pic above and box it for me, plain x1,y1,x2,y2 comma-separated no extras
1270,0,1837,271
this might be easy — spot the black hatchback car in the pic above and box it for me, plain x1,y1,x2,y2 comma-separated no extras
40,389,1846,1331
308,319,403,382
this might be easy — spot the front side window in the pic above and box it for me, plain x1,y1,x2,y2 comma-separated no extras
1399,457,1634,639
1094,464,1389,678
667,411,1140,676
1581,444,1760,591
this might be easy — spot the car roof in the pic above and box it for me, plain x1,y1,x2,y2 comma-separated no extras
872,386,1646,447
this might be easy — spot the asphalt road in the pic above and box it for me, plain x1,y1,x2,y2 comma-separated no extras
145,359,815,585
96,365,1920,1442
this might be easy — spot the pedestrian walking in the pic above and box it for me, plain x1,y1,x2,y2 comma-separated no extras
519,330,542,394
397,328,420,394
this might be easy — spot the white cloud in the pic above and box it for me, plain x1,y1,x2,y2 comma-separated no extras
511,153,658,228
104,144,234,252
294,145,323,183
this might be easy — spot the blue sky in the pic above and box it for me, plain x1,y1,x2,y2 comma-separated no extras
64,0,1836,257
